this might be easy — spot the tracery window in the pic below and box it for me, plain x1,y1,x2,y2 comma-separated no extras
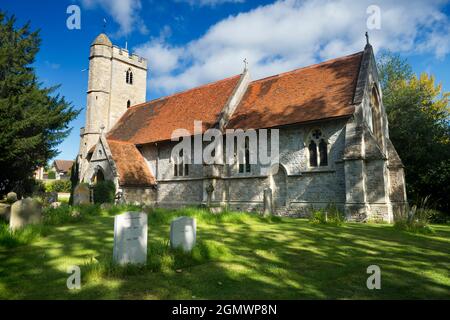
308,129,328,168
239,137,251,173
174,149,189,177
370,87,383,147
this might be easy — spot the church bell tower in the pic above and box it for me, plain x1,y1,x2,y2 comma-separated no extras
78,33,148,179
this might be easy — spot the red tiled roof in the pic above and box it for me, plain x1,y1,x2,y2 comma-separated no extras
107,139,156,186
107,75,242,145
227,52,363,129
108,52,363,145
53,160,74,173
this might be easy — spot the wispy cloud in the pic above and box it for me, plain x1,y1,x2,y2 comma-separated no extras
81,0,148,36
135,0,450,96
45,61,61,70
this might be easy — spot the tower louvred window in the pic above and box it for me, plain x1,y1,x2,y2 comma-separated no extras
126,69,133,84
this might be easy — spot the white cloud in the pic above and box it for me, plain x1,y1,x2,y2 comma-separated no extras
137,41,184,74
81,0,147,36
134,0,450,95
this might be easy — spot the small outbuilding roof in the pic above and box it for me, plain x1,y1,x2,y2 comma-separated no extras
53,160,74,173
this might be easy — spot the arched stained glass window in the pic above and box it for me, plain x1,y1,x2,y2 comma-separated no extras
319,139,328,166
308,129,328,168
309,140,318,167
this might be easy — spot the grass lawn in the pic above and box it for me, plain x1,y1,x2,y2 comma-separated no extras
0,206,449,299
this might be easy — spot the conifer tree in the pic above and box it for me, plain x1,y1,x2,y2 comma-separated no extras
0,12,79,197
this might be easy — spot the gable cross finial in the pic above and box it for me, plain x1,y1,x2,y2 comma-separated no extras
365,31,370,45
243,58,248,72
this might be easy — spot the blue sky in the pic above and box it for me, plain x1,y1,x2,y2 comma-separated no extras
2,0,450,162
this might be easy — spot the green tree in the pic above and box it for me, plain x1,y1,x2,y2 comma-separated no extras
378,52,450,214
0,12,79,197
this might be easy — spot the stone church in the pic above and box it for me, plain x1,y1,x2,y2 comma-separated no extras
78,33,407,222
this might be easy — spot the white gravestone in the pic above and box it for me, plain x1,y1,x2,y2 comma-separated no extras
113,212,148,265
170,216,197,252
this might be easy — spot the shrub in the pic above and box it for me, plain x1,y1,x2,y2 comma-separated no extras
47,171,56,180
310,208,328,224
425,209,448,224
309,204,345,225
394,220,434,234
93,181,116,204
45,180,71,193
394,198,436,233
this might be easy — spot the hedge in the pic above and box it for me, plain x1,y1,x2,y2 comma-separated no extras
45,180,71,193
93,181,116,204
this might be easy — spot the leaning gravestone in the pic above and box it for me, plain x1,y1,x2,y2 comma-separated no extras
9,198,42,231
113,212,148,265
73,184,90,205
170,216,197,252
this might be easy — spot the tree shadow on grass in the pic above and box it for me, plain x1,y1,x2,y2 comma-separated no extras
0,214,449,299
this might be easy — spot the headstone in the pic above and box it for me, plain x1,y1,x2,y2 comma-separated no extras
263,188,273,216
50,202,62,209
170,216,196,252
113,212,148,265
6,192,17,203
0,203,11,222
408,205,417,223
73,184,90,205
9,198,42,230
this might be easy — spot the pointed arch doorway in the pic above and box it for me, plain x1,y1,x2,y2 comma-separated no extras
92,166,105,184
